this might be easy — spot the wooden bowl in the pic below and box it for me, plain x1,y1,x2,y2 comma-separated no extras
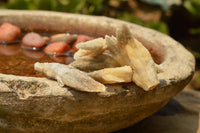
0,10,195,133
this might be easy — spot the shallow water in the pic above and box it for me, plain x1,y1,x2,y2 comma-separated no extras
0,43,73,77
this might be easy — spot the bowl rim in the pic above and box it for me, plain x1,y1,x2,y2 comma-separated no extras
0,9,196,133
0,9,195,99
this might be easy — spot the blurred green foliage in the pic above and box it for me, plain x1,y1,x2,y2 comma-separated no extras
184,0,200,18
1,0,199,35
0,0,108,14
189,28,200,35
183,0,200,37
117,12,168,34
0,0,169,34
0,0,200,34
191,50,200,61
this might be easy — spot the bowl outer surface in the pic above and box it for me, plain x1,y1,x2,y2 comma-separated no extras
0,10,195,133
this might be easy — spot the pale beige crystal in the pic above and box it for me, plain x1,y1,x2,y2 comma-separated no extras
74,38,107,59
88,66,133,84
54,24,160,91
73,49,93,60
76,38,107,52
106,24,159,91
34,62,106,92
105,35,132,66
70,54,120,72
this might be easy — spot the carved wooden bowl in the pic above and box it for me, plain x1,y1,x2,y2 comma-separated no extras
0,10,195,133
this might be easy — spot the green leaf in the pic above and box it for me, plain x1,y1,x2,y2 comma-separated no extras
27,0,37,10
0,6,6,9
189,27,200,35
73,0,86,12
7,0,29,9
184,0,200,18
117,12,143,25
0,1,7,9
87,0,104,6
58,0,86,12
117,12,168,34
146,22,169,34
37,0,53,10
191,50,200,59
86,0,108,14
58,0,69,5
50,0,58,10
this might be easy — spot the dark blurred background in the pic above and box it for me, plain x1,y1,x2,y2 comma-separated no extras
0,0,200,90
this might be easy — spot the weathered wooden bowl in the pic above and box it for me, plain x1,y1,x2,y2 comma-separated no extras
0,10,195,133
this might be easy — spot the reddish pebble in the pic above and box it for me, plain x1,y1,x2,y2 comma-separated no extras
72,35,93,53
22,32,47,50
50,33,77,45
44,42,71,55
0,23,21,42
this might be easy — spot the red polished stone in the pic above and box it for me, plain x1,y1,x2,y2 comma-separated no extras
44,42,71,55
0,23,21,42
21,32,47,49
72,35,93,53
